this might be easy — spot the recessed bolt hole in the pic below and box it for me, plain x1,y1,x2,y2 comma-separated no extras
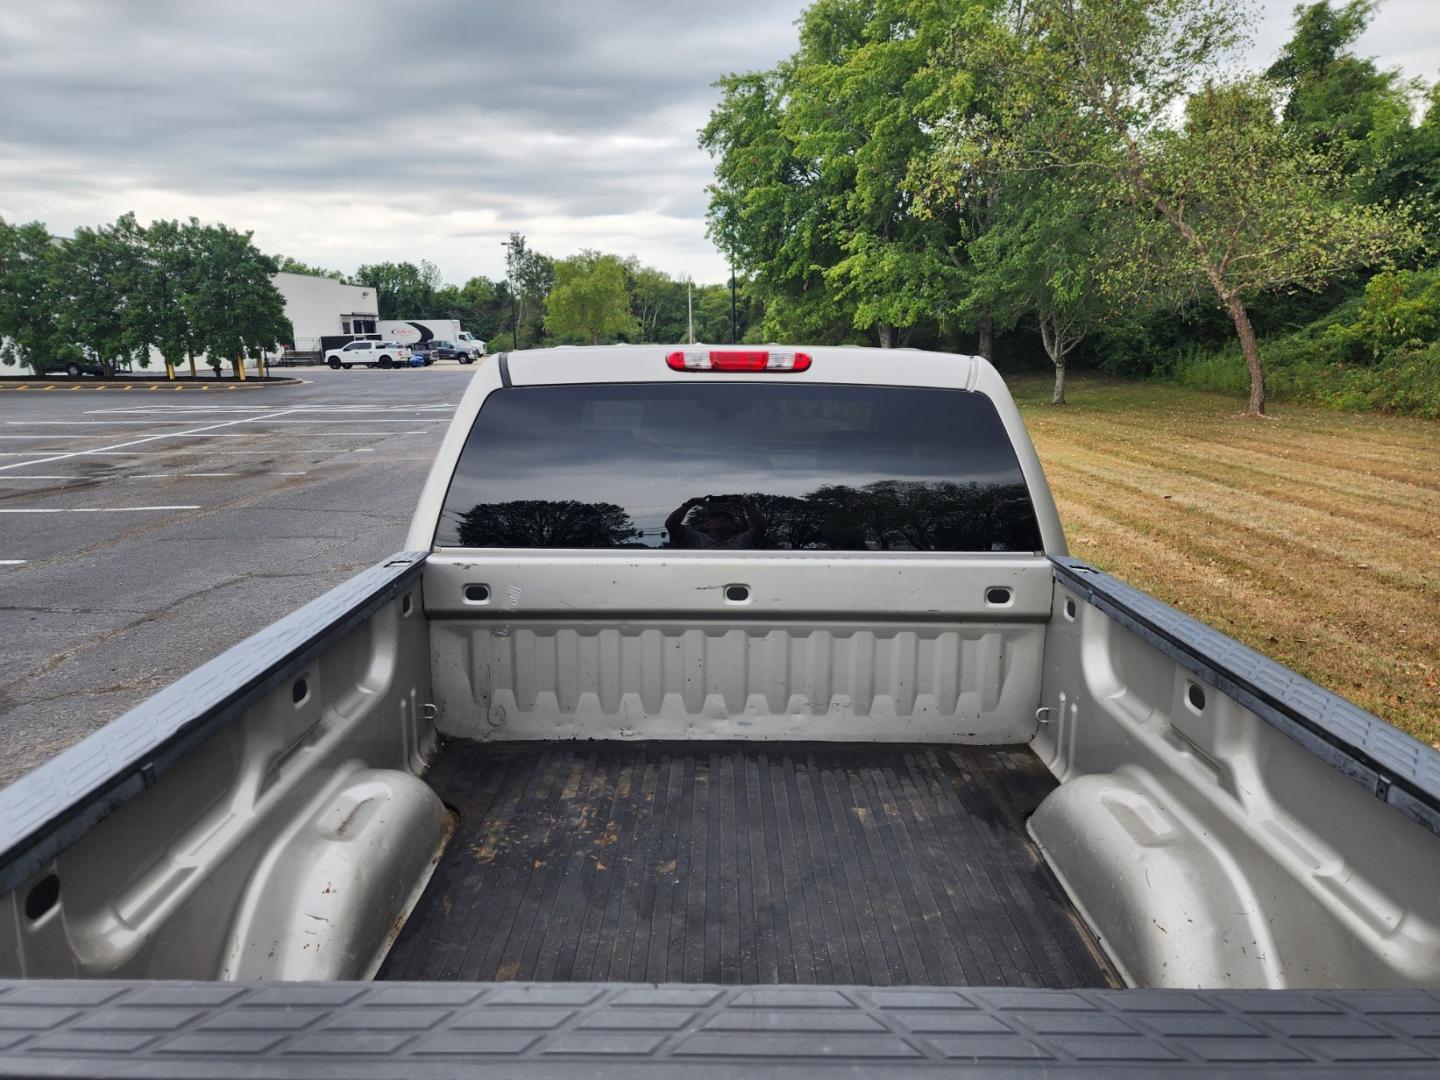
402,593,413,616
292,677,308,705
25,874,60,921
1064,598,1077,620
725,585,750,603
1187,683,1206,711
464,584,489,603
985,587,1013,606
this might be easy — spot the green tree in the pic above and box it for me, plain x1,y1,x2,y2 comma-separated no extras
186,224,290,379
0,219,69,372
354,259,443,319
703,0,1008,352
52,214,149,375
502,234,556,348
122,217,208,380
544,251,638,345
702,70,857,344
625,260,688,342
972,0,1413,415
783,0,968,348
276,256,349,281
1267,1,1439,251
962,170,1122,403
1265,0,1411,167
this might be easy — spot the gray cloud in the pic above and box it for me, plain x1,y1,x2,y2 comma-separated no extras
0,0,805,281
1,0,1435,284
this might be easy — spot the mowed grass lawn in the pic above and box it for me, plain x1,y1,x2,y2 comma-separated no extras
1009,375,1440,747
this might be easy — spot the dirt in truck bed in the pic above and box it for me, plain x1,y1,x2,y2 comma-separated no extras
379,741,1119,988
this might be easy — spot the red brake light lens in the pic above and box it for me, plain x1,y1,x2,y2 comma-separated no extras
666,349,812,372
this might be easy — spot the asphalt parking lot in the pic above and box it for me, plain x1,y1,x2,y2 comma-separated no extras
0,364,475,784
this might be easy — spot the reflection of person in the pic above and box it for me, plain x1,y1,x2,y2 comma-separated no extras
666,495,767,549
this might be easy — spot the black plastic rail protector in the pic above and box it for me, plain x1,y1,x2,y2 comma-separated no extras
0,551,429,897
1052,556,1440,838
0,981,1436,1077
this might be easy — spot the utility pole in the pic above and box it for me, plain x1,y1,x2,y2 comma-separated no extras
687,279,695,344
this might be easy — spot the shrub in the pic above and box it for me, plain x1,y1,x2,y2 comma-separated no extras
1169,268,1440,416
1324,269,1440,361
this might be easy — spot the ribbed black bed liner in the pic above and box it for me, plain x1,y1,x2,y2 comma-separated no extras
379,741,1118,988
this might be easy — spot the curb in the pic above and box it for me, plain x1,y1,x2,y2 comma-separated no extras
0,378,302,392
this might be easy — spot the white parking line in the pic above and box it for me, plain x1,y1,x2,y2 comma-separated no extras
85,404,455,415
0,559,27,565
0,432,263,439
0,506,201,514
4,420,202,426
0,408,302,474
0,451,394,458
8,419,448,425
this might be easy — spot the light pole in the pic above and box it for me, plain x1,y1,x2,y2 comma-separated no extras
500,239,518,350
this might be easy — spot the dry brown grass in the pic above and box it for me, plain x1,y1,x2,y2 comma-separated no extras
1011,375,1440,746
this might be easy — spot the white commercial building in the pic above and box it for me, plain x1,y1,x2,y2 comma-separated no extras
271,272,380,353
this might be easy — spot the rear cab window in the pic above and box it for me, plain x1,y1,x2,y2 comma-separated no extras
435,383,1043,552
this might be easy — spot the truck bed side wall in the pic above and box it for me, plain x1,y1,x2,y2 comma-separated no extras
1034,570,1440,989
0,566,440,981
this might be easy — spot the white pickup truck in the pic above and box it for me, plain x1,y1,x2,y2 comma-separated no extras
2,345,1438,1078
324,339,414,369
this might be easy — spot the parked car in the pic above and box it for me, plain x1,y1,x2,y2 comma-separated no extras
29,355,108,377
411,339,467,362
323,340,412,369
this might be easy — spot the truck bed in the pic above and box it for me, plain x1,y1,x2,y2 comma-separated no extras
379,741,1119,987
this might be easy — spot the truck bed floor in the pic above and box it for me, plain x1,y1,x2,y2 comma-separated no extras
378,741,1118,987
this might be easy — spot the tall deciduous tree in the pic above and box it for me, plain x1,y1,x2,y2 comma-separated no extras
703,0,1004,352
185,224,290,379
0,219,68,371
354,259,444,320
123,217,206,380
962,171,1122,403
53,214,147,375
544,251,638,345
276,256,348,281
974,0,1413,415
702,69,856,343
502,234,555,349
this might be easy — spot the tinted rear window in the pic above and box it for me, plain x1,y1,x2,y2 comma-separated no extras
436,383,1043,552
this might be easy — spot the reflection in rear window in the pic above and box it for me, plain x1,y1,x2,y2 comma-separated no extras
435,384,1043,552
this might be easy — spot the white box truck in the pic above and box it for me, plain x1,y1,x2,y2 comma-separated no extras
377,319,484,360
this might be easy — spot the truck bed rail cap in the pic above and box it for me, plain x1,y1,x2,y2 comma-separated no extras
1,980,1437,1076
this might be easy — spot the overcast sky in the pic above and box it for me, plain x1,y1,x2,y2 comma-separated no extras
1,0,1435,286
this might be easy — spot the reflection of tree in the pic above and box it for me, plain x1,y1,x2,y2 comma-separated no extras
701,482,1041,551
455,499,639,548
